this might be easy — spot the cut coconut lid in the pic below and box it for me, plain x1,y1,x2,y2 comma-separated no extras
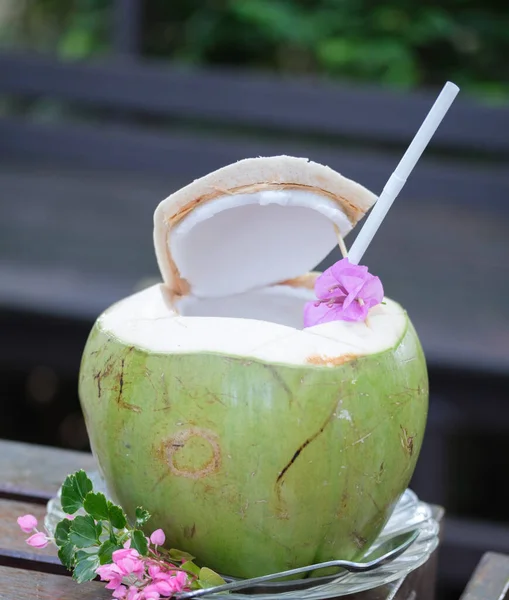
153,156,377,298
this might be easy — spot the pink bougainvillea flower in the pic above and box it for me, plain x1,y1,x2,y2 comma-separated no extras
149,529,165,547
141,584,161,599
26,532,50,548
113,548,140,562
304,258,384,327
112,548,145,580
112,584,128,599
170,571,189,593
96,563,124,590
17,514,38,533
126,586,144,600
148,564,161,579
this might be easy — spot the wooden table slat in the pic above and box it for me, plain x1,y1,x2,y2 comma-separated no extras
0,565,110,599
0,440,94,502
459,552,509,600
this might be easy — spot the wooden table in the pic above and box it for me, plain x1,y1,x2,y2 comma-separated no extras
0,437,503,600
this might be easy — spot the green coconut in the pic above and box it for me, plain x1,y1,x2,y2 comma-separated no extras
79,156,428,579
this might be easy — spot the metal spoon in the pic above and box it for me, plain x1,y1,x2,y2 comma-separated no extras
176,529,419,599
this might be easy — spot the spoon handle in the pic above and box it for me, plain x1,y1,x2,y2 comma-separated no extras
177,560,349,599
176,528,419,599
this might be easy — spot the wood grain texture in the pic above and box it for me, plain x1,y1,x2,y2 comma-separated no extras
459,552,509,600
0,440,94,502
0,565,110,599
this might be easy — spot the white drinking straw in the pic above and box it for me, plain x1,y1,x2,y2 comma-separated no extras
347,81,459,265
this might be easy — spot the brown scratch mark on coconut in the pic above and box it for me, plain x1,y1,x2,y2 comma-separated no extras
205,389,227,407
160,428,221,479
366,490,381,512
114,356,142,413
351,531,367,549
306,353,358,367
400,426,415,456
183,523,196,539
276,400,338,487
93,371,102,398
117,358,125,404
262,364,293,406
119,402,142,413
336,491,350,519
93,355,118,399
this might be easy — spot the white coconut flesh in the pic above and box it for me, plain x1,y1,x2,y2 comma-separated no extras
169,189,351,298
100,156,408,365
100,284,407,366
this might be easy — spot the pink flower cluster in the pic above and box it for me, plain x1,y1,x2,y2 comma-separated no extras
96,532,190,600
304,258,384,326
17,514,190,600
17,514,51,549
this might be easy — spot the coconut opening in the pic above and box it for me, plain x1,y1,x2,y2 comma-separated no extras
176,284,313,329
100,284,408,365
169,190,351,298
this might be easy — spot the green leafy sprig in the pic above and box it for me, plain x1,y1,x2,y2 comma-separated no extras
53,470,225,592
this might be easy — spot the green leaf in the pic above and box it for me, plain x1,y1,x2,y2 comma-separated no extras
73,550,100,584
54,519,72,547
169,548,195,562
83,492,109,521
58,542,76,570
182,560,201,576
198,567,226,588
130,529,148,556
98,540,122,565
61,471,93,514
108,502,127,529
135,507,151,527
69,515,102,548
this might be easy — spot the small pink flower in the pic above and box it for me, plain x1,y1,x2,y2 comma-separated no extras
150,529,165,546
112,549,145,580
154,571,189,595
113,548,140,562
26,532,49,548
126,586,144,600
96,563,124,590
148,564,161,579
141,584,160,599
66,514,76,520
172,571,190,592
304,258,384,326
17,514,38,533
113,584,128,599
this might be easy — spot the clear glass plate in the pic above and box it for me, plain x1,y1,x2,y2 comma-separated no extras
45,473,439,599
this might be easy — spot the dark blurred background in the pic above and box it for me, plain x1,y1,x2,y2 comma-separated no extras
0,1,508,598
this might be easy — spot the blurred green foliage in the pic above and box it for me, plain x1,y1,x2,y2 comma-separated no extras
1,0,508,101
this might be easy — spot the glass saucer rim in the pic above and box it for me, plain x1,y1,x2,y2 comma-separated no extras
45,472,439,598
